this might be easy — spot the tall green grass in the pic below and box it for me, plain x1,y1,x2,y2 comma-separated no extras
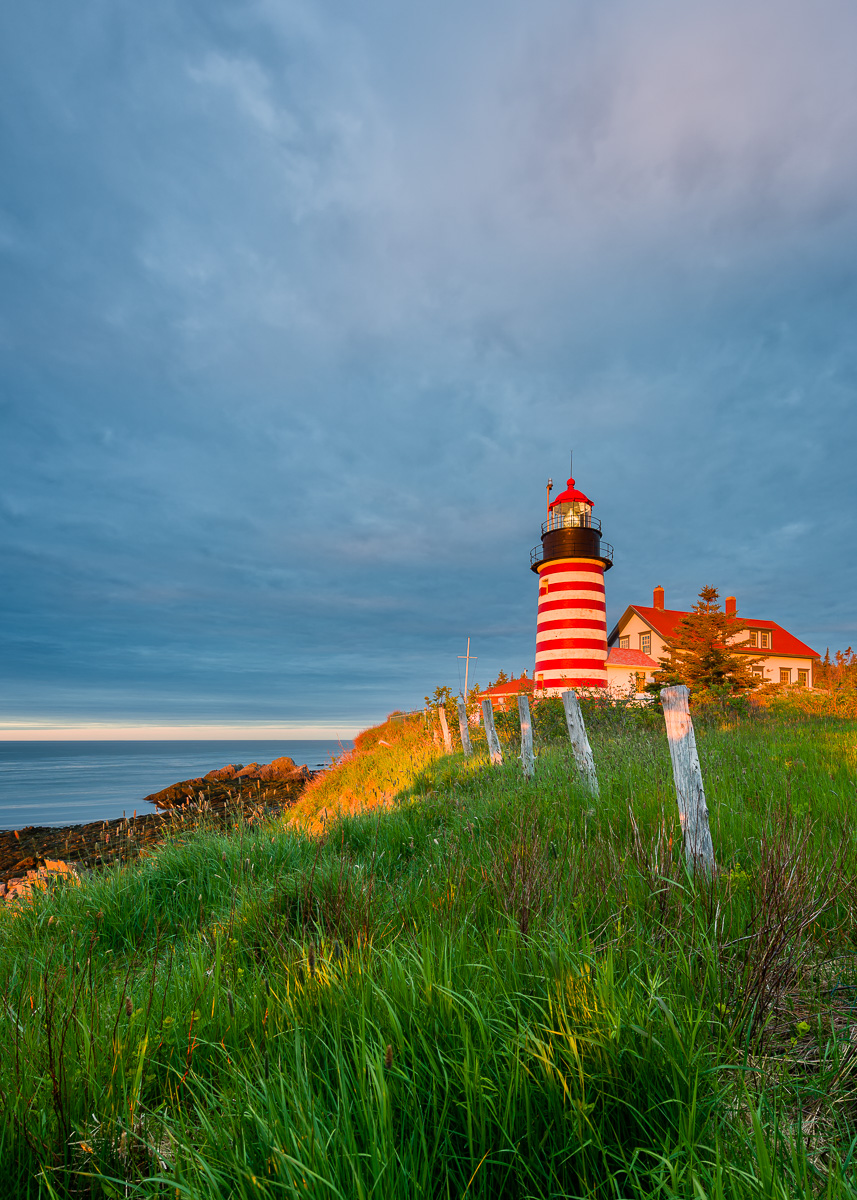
2,709,857,1197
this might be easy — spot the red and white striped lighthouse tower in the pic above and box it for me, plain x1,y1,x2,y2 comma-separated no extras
530,474,613,693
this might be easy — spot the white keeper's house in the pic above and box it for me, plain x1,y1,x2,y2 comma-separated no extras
605,586,819,695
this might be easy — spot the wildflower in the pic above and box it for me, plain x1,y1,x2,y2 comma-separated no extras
384,1044,393,1070
126,997,133,1017
80,1141,94,1154
48,916,56,926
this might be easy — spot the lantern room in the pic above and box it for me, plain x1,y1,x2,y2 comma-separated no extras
531,476,612,573
546,477,595,531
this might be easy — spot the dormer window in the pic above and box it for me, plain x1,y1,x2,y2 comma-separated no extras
761,631,770,650
748,630,758,648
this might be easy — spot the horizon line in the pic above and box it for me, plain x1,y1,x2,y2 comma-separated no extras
0,723,365,742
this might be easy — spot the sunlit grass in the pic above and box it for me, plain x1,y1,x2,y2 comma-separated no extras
1,707,857,1196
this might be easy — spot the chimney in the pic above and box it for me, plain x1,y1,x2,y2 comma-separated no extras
725,596,737,617
653,585,664,611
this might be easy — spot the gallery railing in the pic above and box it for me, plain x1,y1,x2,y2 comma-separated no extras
541,513,602,536
531,540,613,568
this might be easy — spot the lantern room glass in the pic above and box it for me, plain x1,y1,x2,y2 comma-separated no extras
546,498,594,532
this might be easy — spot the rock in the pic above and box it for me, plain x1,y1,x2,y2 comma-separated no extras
2,857,81,905
204,764,240,781
256,757,298,781
141,755,318,811
11,856,39,873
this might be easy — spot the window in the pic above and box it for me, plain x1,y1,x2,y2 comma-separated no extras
798,669,809,687
761,631,771,650
640,632,651,656
635,672,646,694
752,667,764,679
540,579,549,596
618,636,629,649
748,630,758,648
537,674,544,688
779,668,791,685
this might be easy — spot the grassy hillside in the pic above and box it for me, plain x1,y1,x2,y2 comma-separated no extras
2,706,857,1197
288,712,444,831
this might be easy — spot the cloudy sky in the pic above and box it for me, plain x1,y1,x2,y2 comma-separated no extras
2,0,856,737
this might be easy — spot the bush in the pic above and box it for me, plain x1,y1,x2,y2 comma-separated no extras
689,684,753,724
762,683,857,720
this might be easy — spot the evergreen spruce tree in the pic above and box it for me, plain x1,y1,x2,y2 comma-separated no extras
651,586,762,693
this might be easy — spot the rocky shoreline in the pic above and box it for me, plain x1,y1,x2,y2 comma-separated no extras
1,755,319,902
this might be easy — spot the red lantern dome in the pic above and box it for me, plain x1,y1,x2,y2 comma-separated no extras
548,477,594,512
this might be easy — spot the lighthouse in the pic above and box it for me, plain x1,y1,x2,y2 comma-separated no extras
530,474,613,693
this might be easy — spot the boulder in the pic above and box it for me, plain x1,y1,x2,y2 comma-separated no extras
2,857,80,905
204,764,243,781
141,756,317,811
256,756,298,781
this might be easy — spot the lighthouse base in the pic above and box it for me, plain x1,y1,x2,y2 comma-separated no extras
535,681,608,698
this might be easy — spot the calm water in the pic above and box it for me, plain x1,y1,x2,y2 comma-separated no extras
0,740,353,830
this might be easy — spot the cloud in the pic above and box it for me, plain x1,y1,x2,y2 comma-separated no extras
1,0,856,726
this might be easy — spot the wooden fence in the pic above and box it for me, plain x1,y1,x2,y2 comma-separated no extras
437,684,714,875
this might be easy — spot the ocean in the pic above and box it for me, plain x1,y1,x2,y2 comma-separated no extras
0,740,353,831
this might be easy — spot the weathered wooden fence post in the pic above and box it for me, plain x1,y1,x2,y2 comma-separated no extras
456,698,473,757
561,690,599,796
437,705,453,754
518,695,535,778
661,684,715,875
481,699,503,765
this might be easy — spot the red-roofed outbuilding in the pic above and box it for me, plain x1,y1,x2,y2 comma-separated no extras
477,674,534,711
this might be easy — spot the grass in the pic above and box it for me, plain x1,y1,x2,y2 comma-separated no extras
1,703,857,1197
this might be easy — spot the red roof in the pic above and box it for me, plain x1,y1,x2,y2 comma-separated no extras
549,476,594,513
479,678,530,699
606,648,657,668
625,606,818,659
